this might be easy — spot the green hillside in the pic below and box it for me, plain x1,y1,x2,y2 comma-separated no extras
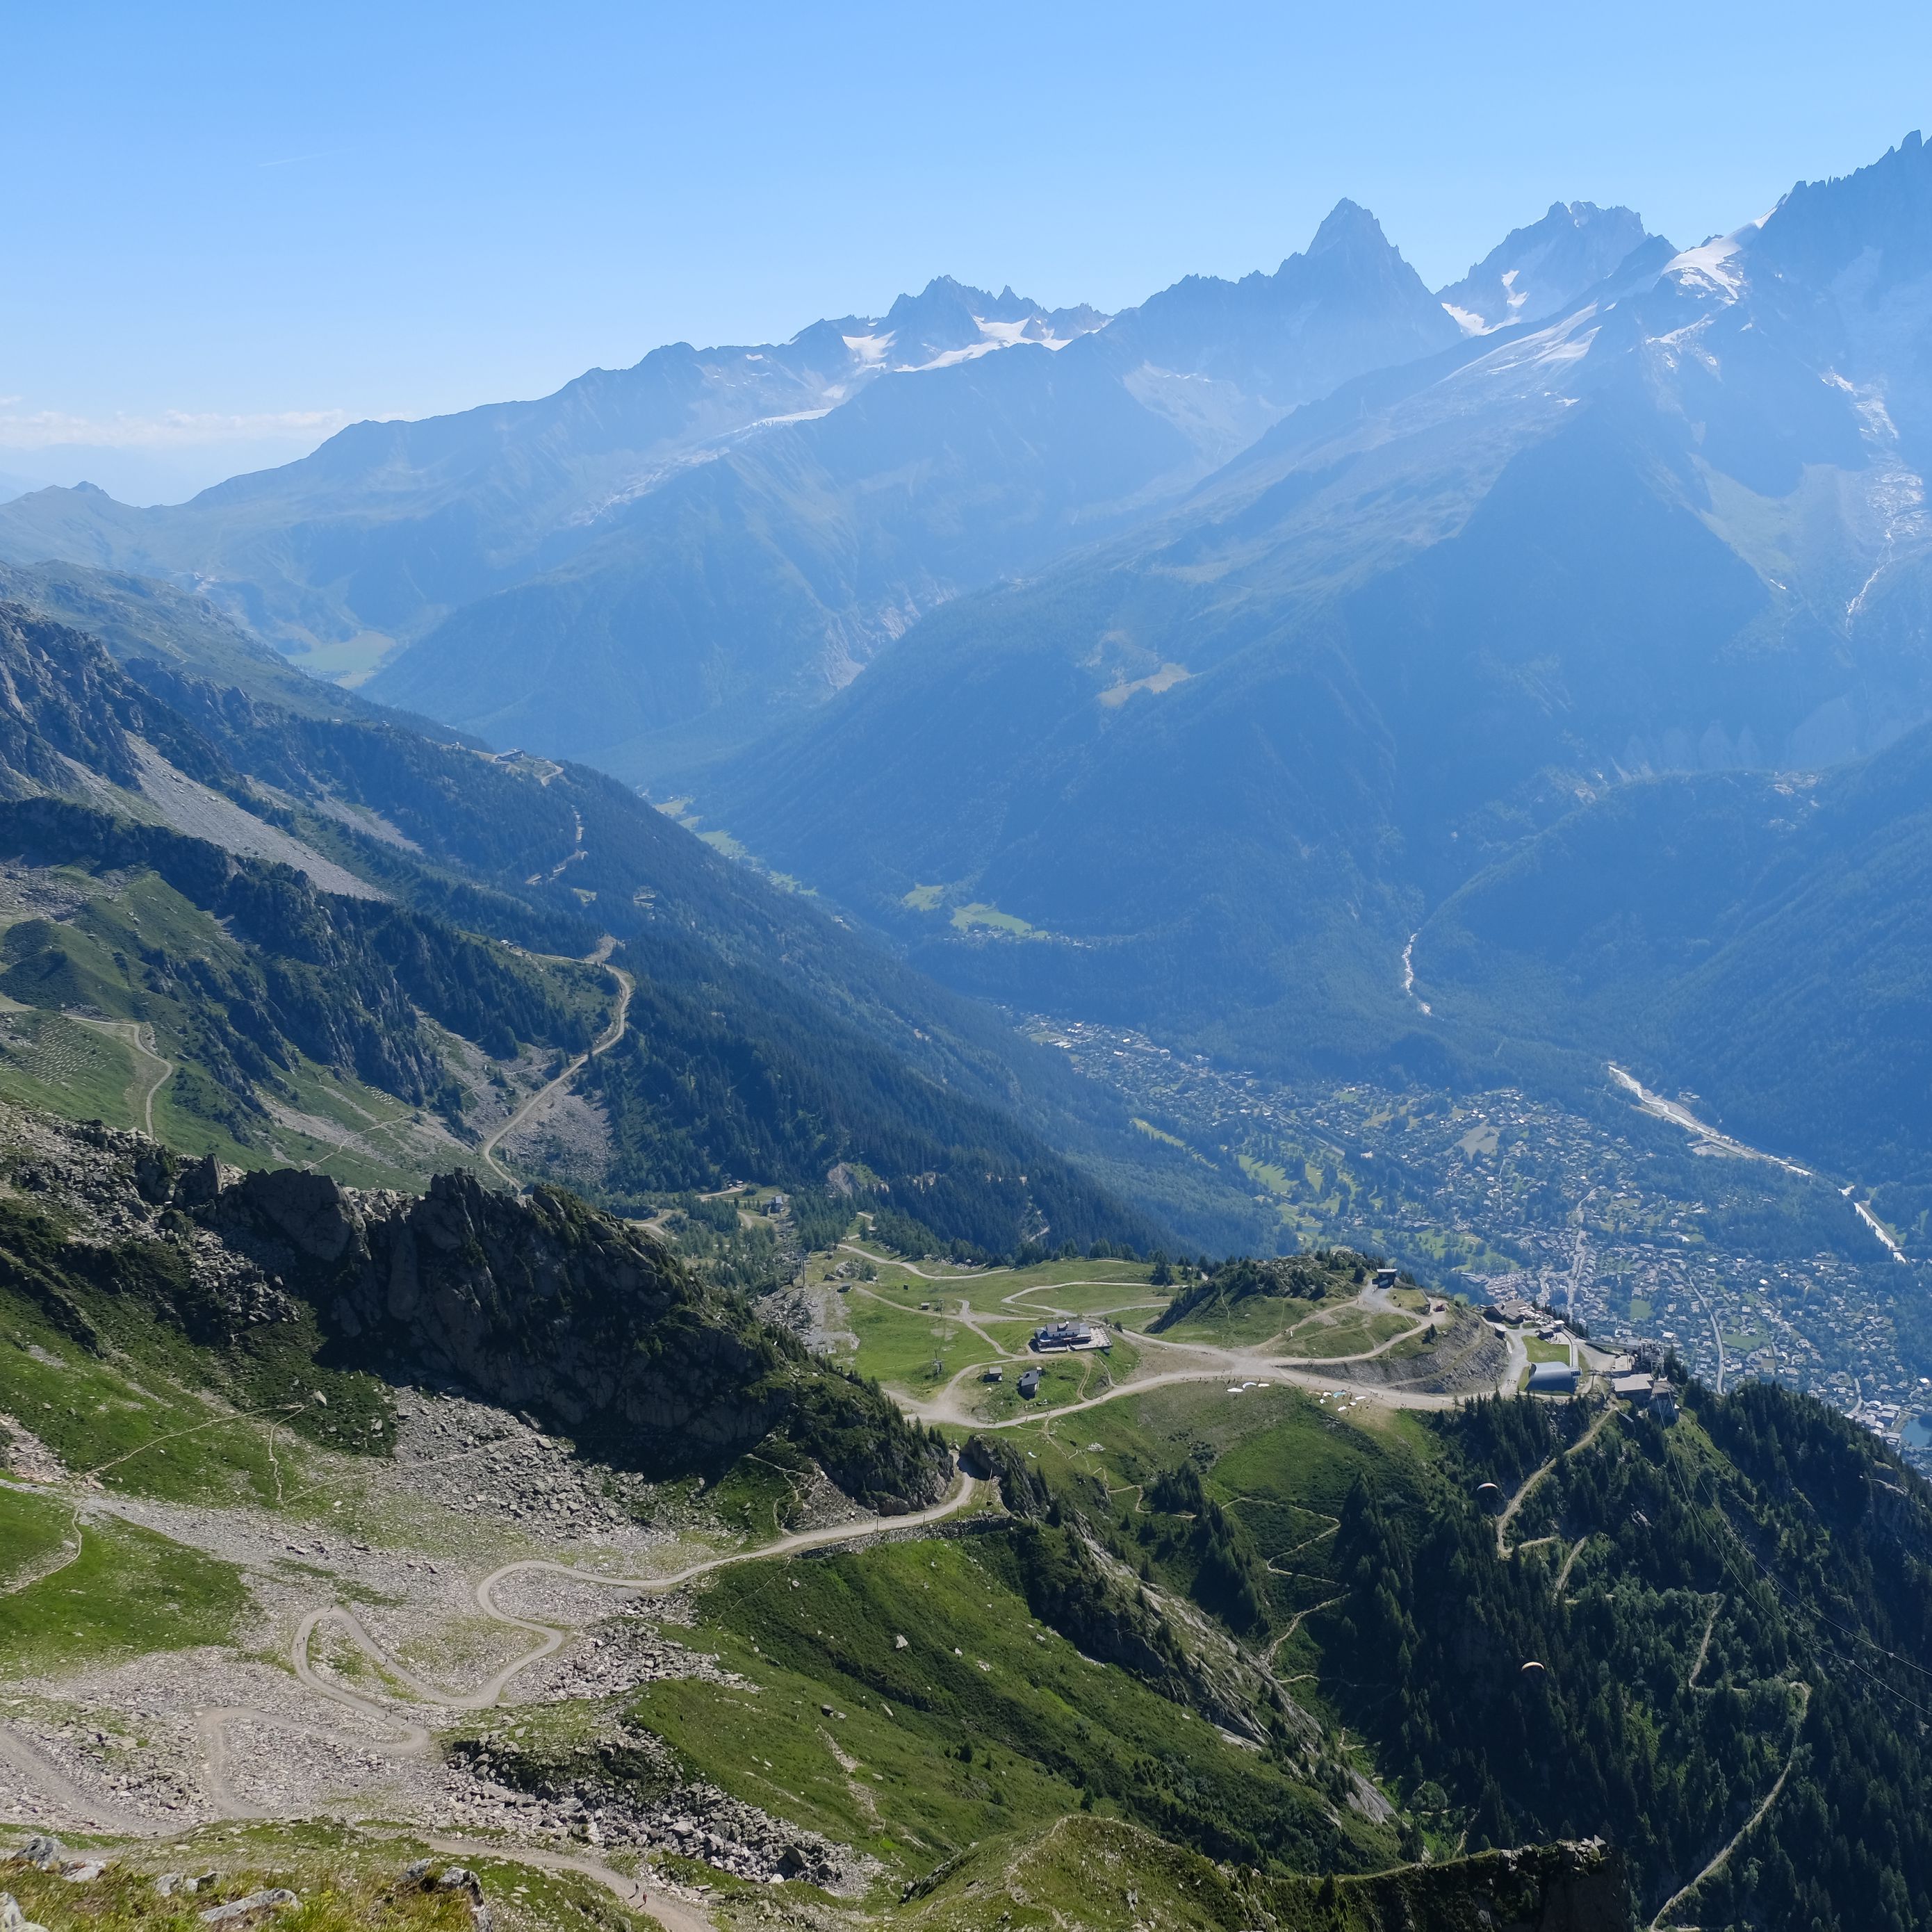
128,645,1259,1251
0,598,1184,1256
7,1115,1931,1929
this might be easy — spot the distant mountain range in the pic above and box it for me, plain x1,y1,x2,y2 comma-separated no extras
696,136,1932,1154
3,136,1931,1235
0,277,1111,710
0,203,1653,778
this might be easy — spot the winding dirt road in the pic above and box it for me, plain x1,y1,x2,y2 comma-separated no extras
190,1474,983,1814
1646,1683,1810,1931
183,1471,984,1926
73,1016,173,1135
1496,1403,1617,1557
428,1835,714,1932
480,955,632,1188
897,1293,1508,1432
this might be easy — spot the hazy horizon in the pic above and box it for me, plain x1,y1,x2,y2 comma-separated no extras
6,0,1931,502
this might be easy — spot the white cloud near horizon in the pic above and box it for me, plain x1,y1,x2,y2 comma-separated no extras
0,406,361,450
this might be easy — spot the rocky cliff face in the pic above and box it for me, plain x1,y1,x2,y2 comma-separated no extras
1308,1838,1627,1931
0,602,232,799
3,1106,952,1512
215,1164,953,1511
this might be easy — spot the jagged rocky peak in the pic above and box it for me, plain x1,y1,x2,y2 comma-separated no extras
1749,128,1932,290
1275,197,1454,317
1438,200,1655,334
847,275,1109,368
1102,195,1461,408
1302,195,1400,258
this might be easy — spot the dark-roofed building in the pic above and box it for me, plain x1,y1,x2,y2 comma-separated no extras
1032,1320,1099,1352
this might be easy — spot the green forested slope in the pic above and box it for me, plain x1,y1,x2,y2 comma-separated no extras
0,557,448,726
0,600,1180,1254
0,1115,950,1506
1415,721,1932,1231
966,1368,1932,1932
1325,1385,1932,1931
129,652,1256,1247
13,1093,1931,1929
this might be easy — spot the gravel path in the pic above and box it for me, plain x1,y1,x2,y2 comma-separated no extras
482,960,632,1187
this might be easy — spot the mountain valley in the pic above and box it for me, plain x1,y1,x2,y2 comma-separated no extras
6,117,1932,1932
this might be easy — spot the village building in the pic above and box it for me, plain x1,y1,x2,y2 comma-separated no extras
1031,1320,1106,1353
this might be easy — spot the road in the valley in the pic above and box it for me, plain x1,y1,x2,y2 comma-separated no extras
1610,1062,1909,1265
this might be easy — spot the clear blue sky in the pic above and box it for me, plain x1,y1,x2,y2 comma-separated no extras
3,0,1929,498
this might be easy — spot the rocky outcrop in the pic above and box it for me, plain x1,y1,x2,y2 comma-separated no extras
1304,1838,1629,1932
445,1721,871,1893
206,1163,953,1509
0,1107,952,1512
0,604,227,799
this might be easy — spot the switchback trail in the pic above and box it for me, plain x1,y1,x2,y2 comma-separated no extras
1552,1536,1589,1599
469,1471,981,1660
1646,1684,1810,1931
429,1835,712,1932
0,1723,152,1835
1687,1596,1723,1689
188,1472,983,1887
1496,1405,1616,1557
274,1474,983,1743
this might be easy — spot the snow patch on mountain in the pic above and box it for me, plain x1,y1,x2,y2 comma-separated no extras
1662,232,1750,301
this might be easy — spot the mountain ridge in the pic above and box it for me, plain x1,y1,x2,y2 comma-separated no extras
0,596,1204,1257
693,132,1932,1161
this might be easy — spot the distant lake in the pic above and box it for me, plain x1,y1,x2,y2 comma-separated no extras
1904,1414,1932,1452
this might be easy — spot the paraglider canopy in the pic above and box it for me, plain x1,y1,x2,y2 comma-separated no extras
1477,1482,1503,1513
1521,1660,1546,1682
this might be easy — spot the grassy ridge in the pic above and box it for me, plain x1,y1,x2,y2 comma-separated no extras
0,1512,247,1679
625,1533,1393,1878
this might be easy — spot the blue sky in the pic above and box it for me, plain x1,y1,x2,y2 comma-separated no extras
3,0,1929,500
